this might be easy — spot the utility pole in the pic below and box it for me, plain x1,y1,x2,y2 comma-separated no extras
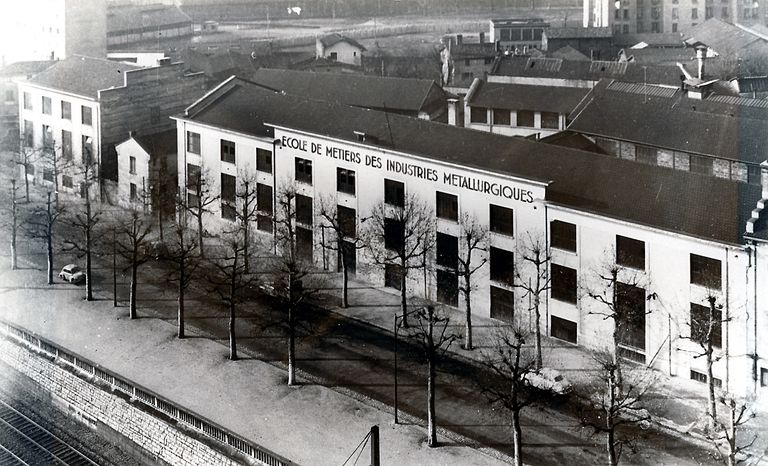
370,425,380,466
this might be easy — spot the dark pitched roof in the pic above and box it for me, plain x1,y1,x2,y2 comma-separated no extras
25,56,142,98
108,4,192,34
134,129,177,156
250,68,448,114
184,77,757,245
448,42,498,59
491,56,684,86
568,79,768,163
0,60,55,78
466,80,589,113
545,27,612,39
682,19,767,56
549,46,590,61
540,130,607,153
318,33,366,51
613,33,685,47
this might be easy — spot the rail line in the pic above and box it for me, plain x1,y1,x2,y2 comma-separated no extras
0,398,99,465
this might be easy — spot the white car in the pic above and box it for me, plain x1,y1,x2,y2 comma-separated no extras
59,264,86,284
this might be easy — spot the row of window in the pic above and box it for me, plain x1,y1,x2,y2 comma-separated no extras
186,131,274,173
469,107,560,129
23,120,93,162
23,92,92,126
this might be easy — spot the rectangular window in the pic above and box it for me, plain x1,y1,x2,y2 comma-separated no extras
257,183,273,215
690,370,722,388
23,120,33,147
541,112,559,129
221,203,237,221
296,227,313,262
616,235,645,270
672,22,678,32
706,6,713,17
623,24,629,34
690,302,722,348
295,157,312,184
220,139,236,163
436,269,458,307
436,192,458,221
636,145,658,165
522,28,534,41
43,168,53,182
257,214,273,232
187,192,200,209
257,148,273,173
385,264,403,290
500,28,512,41
384,179,405,207
493,108,510,125
62,175,73,188
550,220,577,252
187,131,200,154
617,283,646,351
690,155,712,175
623,8,630,18
761,368,768,387
129,155,136,174
186,163,201,190
338,205,356,238
490,286,515,323
470,107,487,124
296,194,313,226
384,218,405,252
61,130,72,160
672,6,679,17
692,7,698,18
42,96,51,115
690,254,722,288
436,232,458,269
221,173,236,203
42,125,53,150
81,106,92,126
81,135,92,164
490,247,514,285
490,204,514,236
517,110,535,127
722,6,728,17
551,316,577,343
130,183,138,201
337,168,356,195
23,92,32,110
61,101,71,120
551,264,577,303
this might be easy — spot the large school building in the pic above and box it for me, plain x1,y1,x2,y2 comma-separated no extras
172,76,768,399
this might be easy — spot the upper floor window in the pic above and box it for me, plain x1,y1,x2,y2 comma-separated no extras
337,167,356,195
470,107,487,124
257,148,272,173
517,110,535,127
296,194,313,225
129,155,136,174
692,7,698,18
550,220,576,252
490,204,514,236
490,247,515,285
221,173,236,204
690,254,721,289
187,131,201,154
61,130,72,161
23,92,32,110
690,302,722,348
295,157,312,184
257,183,273,215
220,139,235,164
186,163,201,190
384,179,404,208
436,232,459,269
338,205,356,238
551,264,577,303
384,218,405,252
42,96,51,115
81,106,92,126
61,101,71,120
436,192,458,221
616,235,645,270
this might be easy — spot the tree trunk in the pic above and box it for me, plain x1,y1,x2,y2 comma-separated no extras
129,261,137,319
288,306,297,385
46,234,53,285
727,400,736,466
607,364,618,466
400,271,409,328
464,281,473,350
607,428,617,466
341,255,349,308
157,207,164,243
24,165,30,203
533,294,542,370
11,179,17,270
512,408,523,466
706,343,717,432
178,264,185,339
85,190,93,302
229,301,238,360
197,212,205,259
427,348,437,447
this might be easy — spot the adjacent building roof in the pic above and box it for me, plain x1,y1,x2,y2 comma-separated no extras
318,33,366,51
0,61,55,78
491,56,684,86
108,4,192,35
250,68,450,115
682,18,768,57
134,129,177,156
490,18,549,27
180,76,757,245
466,80,590,114
549,46,590,61
613,33,685,48
23,56,142,98
544,27,612,39
568,79,768,163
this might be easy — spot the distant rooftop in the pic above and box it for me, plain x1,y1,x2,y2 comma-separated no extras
318,33,366,51
682,18,768,57
490,18,549,26
467,80,590,114
544,27,612,39
133,129,177,156
0,61,55,78
108,4,192,35
24,56,142,98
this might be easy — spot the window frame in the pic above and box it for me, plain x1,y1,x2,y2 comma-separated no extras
490,247,515,285
550,220,577,252
256,148,273,173
384,179,405,208
337,167,356,195
81,106,92,126
295,157,313,184
690,253,722,289
436,191,458,222
220,139,236,164
61,100,71,120
295,194,313,226
551,264,577,304
470,107,488,124
489,204,514,236
616,235,646,270
186,131,201,155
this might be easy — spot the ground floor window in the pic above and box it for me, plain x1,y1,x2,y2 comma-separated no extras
221,202,236,221
436,269,458,307
256,214,272,233
296,227,313,263
551,316,577,343
761,368,768,387
690,369,722,388
490,286,514,323
384,264,403,290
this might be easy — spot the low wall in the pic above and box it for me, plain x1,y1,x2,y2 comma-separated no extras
0,320,294,466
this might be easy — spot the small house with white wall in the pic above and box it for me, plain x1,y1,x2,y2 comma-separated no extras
316,34,365,67
115,129,177,215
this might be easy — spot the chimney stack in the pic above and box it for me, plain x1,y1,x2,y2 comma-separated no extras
447,98,459,126
696,46,706,80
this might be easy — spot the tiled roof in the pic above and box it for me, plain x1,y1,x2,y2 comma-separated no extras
467,81,589,113
318,33,366,51
134,129,177,156
549,46,590,61
24,56,142,98
682,19,767,56
491,56,684,86
108,4,192,34
545,27,612,39
183,77,757,245
568,79,768,163
0,61,55,78
250,68,448,114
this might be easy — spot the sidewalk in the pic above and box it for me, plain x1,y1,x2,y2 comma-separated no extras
0,265,508,466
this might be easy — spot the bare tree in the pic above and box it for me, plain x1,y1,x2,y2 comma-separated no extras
115,211,153,319
480,327,539,466
363,193,435,328
410,305,458,447
2,179,21,269
317,196,365,308
455,212,488,350
513,233,551,369
164,223,199,339
24,191,64,284
182,166,219,259
580,353,654,466
208,236,256,360
15,145,42,203
712,394,756,466
233,173,259,273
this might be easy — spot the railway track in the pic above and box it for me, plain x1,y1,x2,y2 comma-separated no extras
0,398,100,465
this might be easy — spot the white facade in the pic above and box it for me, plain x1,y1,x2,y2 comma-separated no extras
464,107,567,138
115,137,149,209
316,40,364,67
